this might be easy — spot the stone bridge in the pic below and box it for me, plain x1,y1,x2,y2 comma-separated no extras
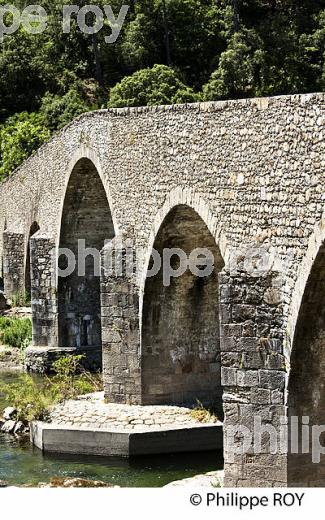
0,93,324,487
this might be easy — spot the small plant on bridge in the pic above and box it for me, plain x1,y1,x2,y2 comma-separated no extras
190,400,218,424
11,290,31,308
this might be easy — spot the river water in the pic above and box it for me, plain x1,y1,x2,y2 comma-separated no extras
0,371,223,487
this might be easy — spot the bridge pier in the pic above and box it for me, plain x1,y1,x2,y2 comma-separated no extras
219,260,288,486
3,231,25,298
100,240,142,404
25,232,103,372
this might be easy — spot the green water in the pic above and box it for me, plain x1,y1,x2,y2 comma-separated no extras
0,371,223,487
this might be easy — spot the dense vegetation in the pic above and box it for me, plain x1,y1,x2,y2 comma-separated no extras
0,355,103,422
0,0,324,179
0,316,32,349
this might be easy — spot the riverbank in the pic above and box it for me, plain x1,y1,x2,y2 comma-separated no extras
0,370,224,487
0,347,23,371
0,305,32,371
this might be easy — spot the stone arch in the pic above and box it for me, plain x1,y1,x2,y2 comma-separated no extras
141,199,225,411
139,188,229,305
56,145,119,252
25,221,40,297
57,157,115,363
287,213,325,352
287,212,325,485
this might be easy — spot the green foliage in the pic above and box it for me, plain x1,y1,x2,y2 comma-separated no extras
49,355,101,400
0,374,55,422
0,317,32,349
11,291,31,308
39,85,96,132
0,112,50,180
0,355,103,422
203,29,265,100
108,64,199,107
0,0,325,178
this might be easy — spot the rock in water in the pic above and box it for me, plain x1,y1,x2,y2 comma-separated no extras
3,407,17,420
14,421,26,435
37,477,116,488
1,420,16,433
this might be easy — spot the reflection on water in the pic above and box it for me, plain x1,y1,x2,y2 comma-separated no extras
0,371,223,487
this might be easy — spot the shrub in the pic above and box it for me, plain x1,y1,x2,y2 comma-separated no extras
39,87,92,132
0,355,103,423
49,355,102,401
108,64,199,108
0,374,55,422
0,317,32,349
190,400,218,424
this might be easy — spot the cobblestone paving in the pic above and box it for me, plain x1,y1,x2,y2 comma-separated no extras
49,393,221,431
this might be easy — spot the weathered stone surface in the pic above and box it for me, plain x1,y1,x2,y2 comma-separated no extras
49,392,221,431
0,93,324,487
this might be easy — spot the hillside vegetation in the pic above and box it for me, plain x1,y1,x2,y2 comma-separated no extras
0,0,324,179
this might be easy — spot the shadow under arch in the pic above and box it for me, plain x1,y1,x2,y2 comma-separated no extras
57,157,115,366
141,203,225,413
25,221,40,297
139,189,229,303
287,216,325,486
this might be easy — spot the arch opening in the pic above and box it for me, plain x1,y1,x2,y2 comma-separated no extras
58,158,115,359
141,205,224,413
288,241,325,486
25,221,40,298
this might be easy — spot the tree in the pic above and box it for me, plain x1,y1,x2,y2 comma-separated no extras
203,29,266,100
0,113,50,180
108,64,199,107
40,85,95,131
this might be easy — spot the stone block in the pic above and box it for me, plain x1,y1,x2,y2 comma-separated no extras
237,370,259,387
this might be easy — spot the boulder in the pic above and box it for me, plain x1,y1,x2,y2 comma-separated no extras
164,470,224,487
3,407,17,420
14,421,26,435
1,420,16,433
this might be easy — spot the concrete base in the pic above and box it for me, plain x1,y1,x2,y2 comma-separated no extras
30,421,223,457
25,346,102,373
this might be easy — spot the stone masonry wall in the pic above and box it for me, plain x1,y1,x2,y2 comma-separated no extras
219,253,287,486
0,93,324,486
3,232,25,297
